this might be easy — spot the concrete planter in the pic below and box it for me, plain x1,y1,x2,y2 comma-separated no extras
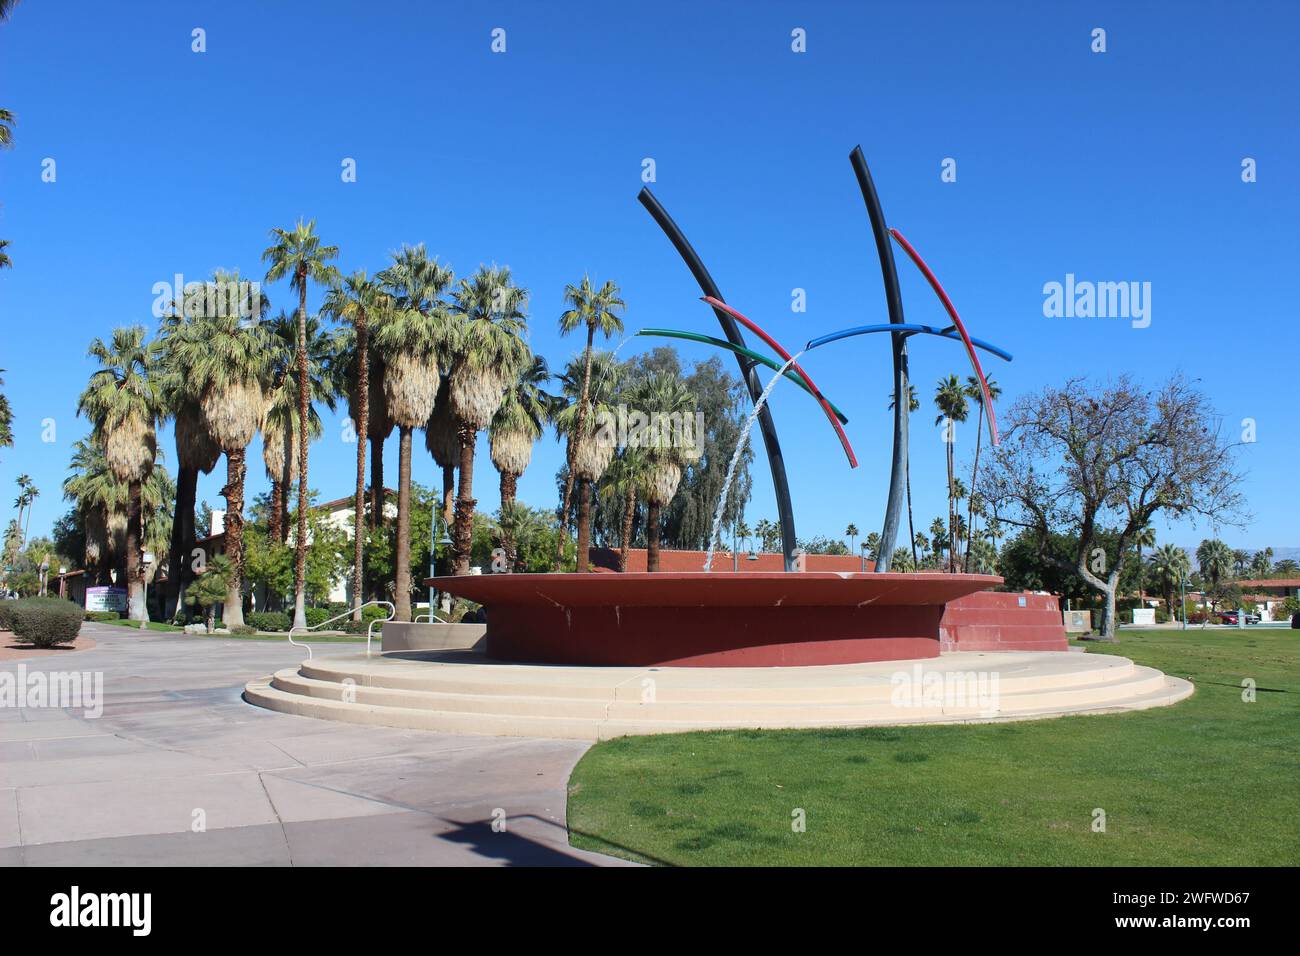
381,621,486,654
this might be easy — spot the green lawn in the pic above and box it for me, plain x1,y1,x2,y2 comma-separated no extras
95,618,370,641
567,628,1300,866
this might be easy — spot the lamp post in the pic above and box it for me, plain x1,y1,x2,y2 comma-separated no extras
1180,570,1187,631
141,552,154,629
860,543,868,573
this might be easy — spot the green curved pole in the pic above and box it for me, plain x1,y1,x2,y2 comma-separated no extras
636,328,849,425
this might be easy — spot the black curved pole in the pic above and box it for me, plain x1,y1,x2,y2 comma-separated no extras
849,146,909,573
638,186,798,572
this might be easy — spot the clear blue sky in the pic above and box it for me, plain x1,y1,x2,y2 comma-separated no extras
1,0,1297,554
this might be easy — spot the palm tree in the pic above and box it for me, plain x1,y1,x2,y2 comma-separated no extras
600,447,649,571
262,219,340,630
555,352,621,571
962,374,1001,571
490,354,551,510
77,327,161,622
845,523,859,558
933,375,969,572
63,437,116,584
634,371,695,572
1133,523,1156,598
889,384,921,567
156,281,238,619
373,305,451,620
0,369,11,458
1196,538,1234,615
324,271,385,621
170,313,272,628
0,239,10,270
554,276,625,569
1149,543,1190,622
0,1,21,23
0,107,12,150
448,265,530,575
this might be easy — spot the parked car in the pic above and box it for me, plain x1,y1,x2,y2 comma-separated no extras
1215,609,1260,625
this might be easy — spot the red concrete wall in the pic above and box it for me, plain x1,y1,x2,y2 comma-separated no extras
589,548,873,574
939,591,1068,652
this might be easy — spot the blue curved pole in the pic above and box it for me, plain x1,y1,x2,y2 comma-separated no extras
806,324,1014,363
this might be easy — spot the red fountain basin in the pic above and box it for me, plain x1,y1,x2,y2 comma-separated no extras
427,571,1003,667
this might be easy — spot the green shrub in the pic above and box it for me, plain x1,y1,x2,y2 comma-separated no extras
247,611,290,632
0,601,15,631
230,625,257,636
9,597,84,647
342,619,383,635
84,610,122,623
304,606,331,628
362,604,391,622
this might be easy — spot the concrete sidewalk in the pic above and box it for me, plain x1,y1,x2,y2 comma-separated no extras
0,624,632,866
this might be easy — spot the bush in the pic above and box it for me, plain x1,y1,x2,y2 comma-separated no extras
9,597,84,647
84,610,122,623
230,625,257,635
0,601,15,632
247,611,290,633
304,606,331,629
342,619,383,635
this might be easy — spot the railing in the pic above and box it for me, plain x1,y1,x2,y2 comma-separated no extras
287,601,396,660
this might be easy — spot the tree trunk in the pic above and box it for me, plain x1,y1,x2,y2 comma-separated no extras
166,464,198,621
554,324,596,569
221,448,246,629
369,433,385,530
126,479,147,622
352,311,369,622
620,485,636,572
1097,581,1119,641
394,425,413,622
206,606,215,634
966,415,983,573
452,423,477,576
292,278,311,632
267,478,283,544
946,431,956,572
442,463,455,530
646,500,662,572
499,469,517,511
576,478,592,572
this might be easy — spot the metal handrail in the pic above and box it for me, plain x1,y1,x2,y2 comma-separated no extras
287,600,396,660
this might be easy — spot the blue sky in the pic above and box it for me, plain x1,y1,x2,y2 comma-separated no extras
1,0,1297,554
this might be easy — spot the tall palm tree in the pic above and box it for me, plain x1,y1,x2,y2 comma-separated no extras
170,313,272,628
1149,543,1190,622
490,354,552,511
1196,538,1234,615
933,375,969,572
554,352,621,571
889,384,921,568
600,448,648,571
554,275,625,569
845,523,859,558
324,271,386,621
156,282,238,619
63,437,115,584
424,378,458,534
448,265,530,576
373,306,451,620
962,374,1001,571
77,327,161,622
262,219,340,630
634,371,695,572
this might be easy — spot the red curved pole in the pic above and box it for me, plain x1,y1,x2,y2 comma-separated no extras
888,228,999,445
701,295,858,468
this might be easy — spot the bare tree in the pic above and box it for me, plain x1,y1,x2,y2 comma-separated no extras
981,374,1246,641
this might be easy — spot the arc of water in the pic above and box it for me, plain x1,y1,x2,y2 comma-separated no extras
704,352,803,572
700,297,857,468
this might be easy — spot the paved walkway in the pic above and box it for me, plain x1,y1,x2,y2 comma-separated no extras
0,624,630,866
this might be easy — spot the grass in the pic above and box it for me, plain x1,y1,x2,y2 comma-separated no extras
93,618,370,641
97,618,185,632
567,628,1300,866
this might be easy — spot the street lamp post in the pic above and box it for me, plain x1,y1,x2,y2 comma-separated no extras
1180,571,1187,631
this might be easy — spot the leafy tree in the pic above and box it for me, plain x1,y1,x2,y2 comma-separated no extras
186,554,232,634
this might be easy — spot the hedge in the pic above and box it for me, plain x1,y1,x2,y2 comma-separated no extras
9,597,84,647
0,601,15,632
247,611,290,632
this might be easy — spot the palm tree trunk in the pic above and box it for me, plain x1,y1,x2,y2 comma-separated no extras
452,424,477,576
166,464,198,621
221,449,246,629
351,313,369,623
554,324,596,570
576,478,592,572
267,478,283,543
646,500,662,572
292,276,310,632
369,434,384,529
126,479,147,622
499,470,517,511
946,436,956,573
965,415,983,573
394,425,414,622
620,485,636,572
442,464,455,530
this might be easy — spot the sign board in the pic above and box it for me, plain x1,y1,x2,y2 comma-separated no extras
1132,608,1155,626
85,586,127,612
1063,609,1091,633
